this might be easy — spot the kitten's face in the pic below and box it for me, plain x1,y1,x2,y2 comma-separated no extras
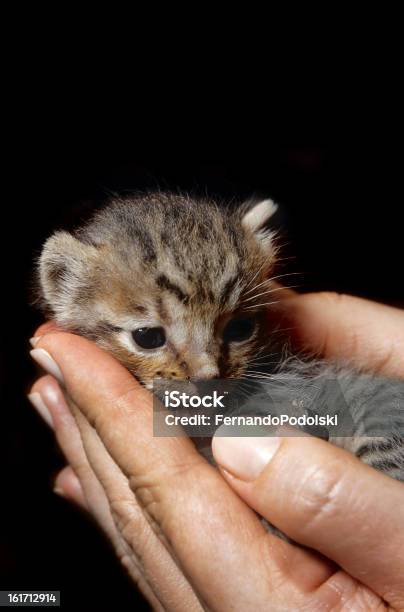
88,265,273,388
38,195,278,387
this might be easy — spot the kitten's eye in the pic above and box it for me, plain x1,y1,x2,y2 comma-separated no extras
132,327,166,349
223,317,255,343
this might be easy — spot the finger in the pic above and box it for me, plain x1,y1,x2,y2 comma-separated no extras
30,334,347,608
29,375,201,612
212,431,404,609
31,321,60,343
29,376,125,540
270,291,404,377
54,466,89,510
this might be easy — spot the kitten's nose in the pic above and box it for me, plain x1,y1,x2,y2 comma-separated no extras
190,368,219,382
182,349,219,380
190,363,219,380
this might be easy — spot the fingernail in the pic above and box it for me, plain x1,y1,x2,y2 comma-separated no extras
30,348,64,384
212,432,281,481
53,487,66,498
28,392,54,428
29,336,42,347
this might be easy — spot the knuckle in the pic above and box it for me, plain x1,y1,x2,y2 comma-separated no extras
315,290,345,306
315,291,354,316
89,383,147,435
127,458,206,527
296,458,347,534
315,291,358,355
109,495,148,540
110,383,151,415
128,474,163,522
372,343,396,376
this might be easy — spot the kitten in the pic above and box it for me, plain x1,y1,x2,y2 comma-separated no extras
37,192,404,482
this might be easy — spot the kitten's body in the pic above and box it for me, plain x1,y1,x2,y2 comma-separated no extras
37,192,404,482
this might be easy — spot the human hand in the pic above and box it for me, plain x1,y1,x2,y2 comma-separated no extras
28,293,404,610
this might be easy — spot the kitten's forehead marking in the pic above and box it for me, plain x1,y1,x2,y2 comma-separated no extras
219,273,240,308
156,274,190,305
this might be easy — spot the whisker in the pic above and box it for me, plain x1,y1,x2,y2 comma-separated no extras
246,353,279,365
243,272,301,296
238,378,261,389
243,277,273,296
244,300,279,310
243,373,272,380
245,368,276,375
244,260,268,292
247,355,278,364
241,284,300,304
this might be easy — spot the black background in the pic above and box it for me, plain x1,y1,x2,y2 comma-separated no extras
2,149,403,611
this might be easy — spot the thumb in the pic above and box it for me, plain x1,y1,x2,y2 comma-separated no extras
212,431,404,610
270,292,404,378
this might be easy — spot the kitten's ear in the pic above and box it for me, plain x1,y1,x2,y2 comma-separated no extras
241,199,278,253
39,231,98,312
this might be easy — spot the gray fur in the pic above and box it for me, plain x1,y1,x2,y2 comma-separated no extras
241,359,404,481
